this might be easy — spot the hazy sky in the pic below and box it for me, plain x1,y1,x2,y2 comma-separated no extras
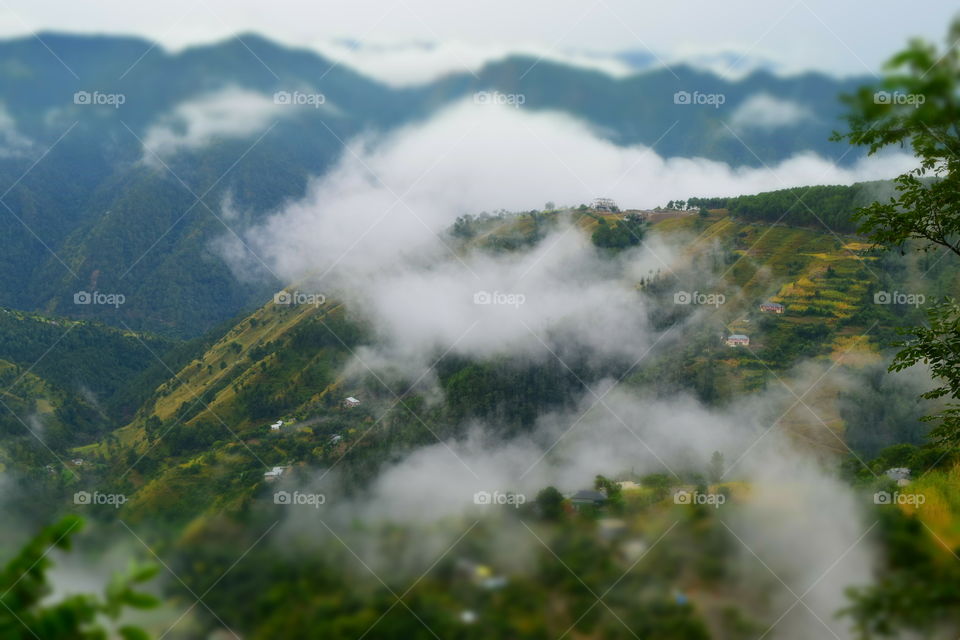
1,0,957,79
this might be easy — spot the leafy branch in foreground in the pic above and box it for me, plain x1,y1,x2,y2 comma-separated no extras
890,298,960,446
834,18,960,445
0,516,158,640
834,20,960,256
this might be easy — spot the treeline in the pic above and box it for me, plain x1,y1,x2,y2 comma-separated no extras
0,309,177,424
687,181,895,233
0,312,168,394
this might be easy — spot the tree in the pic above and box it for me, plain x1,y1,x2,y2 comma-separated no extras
451,214,476,238
594,475,624,513
534,486,565,521
591,213,647,250
0,516,158,640
593,475,618,495
834,19,960,446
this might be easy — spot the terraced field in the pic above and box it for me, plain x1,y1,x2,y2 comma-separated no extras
654,212,892,356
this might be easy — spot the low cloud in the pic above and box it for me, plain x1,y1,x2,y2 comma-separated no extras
217,98,913,374
276,362,876,639
310,39,637,87
140,87,283,162
341,231,671,374
729,92,817,131
231,98,913,279
0,104,33,157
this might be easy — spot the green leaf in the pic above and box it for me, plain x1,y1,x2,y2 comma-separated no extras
118,625,152,640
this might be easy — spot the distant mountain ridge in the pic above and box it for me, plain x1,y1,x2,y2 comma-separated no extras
0,32,872,337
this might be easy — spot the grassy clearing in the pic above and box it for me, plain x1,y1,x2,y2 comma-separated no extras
906,464,960,549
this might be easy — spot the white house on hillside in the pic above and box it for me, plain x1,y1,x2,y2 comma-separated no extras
344,397,361,408
264,466,286,481
885,467,911,486
270,420,283,431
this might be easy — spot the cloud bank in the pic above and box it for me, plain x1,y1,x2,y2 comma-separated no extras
730,92,818,131
213,97,915,374
227,97,913,281
311,39,638,87
141,87,283,162
275,366,877,640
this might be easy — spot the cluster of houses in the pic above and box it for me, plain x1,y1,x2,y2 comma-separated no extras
267,396,359,434
586,196,701,219
260,398,361,482
723,301,786,347
565,480,642,511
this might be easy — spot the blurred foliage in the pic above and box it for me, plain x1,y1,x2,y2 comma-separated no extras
0,516,157,640
836,19,960,447
842,507,960,638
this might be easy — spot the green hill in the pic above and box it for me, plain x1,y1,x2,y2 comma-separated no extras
0,308,180,474
3,202,959,639
36,204,952,526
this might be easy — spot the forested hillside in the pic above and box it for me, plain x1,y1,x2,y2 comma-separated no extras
685,181,899,232
0,308,182,475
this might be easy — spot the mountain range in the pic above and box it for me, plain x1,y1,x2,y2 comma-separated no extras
0,33,871,337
